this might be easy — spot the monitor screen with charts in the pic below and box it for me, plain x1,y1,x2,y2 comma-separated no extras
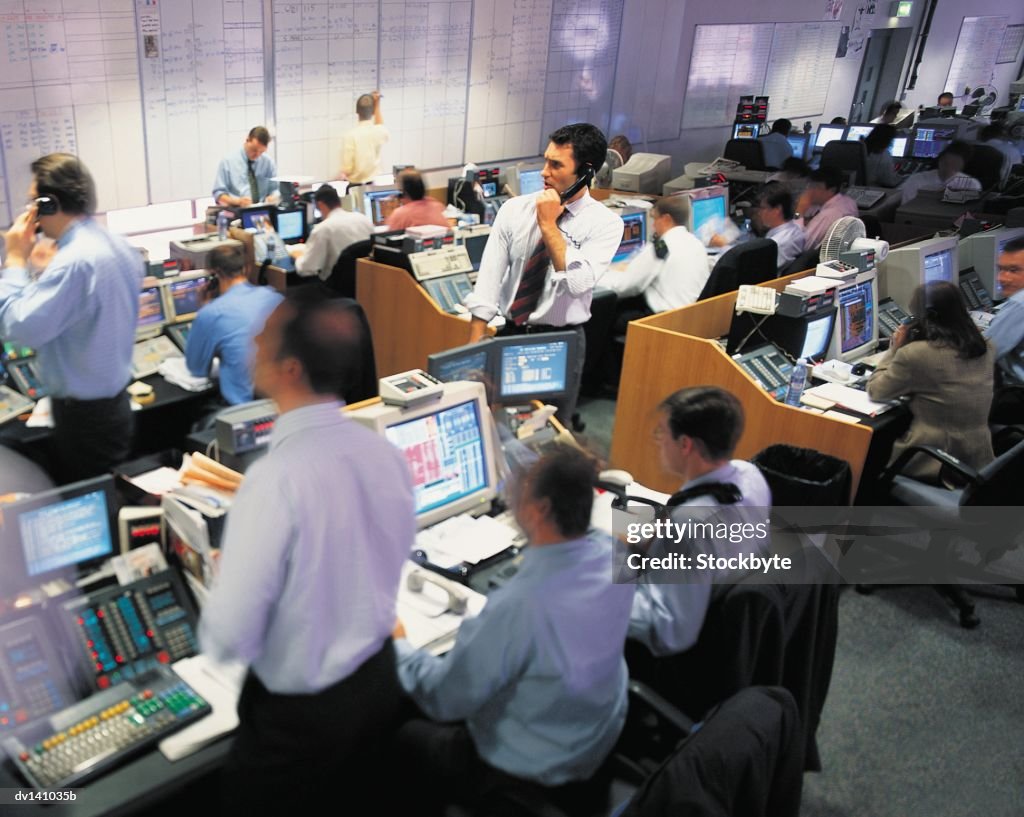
732,122,761,140
614,211,646,262
496,332,576,402
137,286,166,339
829,272,878,362
165,275,209,321
844,124,873,142
911,125,957,159
363,188,402,226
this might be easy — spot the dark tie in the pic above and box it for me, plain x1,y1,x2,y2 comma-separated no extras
509,236,550,326
247,159,259,201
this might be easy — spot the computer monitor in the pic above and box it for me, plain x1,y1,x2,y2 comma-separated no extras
494,330,578,404
814,124,846,151
363,186,402,226
684,185,729,242
880,235,959,309
786,133,810,160
614,210,647,263
888,136,909,158
507,163,544,196
2,475,118,583
347,381,500,529
959,227,1024,300
844,124,874,142
275,207,307,243
162,272,211,322
910,124,958,159
237,204,276,230
480,180,498,198
461,229,490,271
827,270,879,363
427,343,494,400
136,285,166,340
726,308,836,362
732,122,761,140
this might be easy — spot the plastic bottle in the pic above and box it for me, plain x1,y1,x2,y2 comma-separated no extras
216,210,229,240
737,216,753,243
784,358,808,406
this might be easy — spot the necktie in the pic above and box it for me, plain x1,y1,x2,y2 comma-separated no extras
247,159,259,202
509,236,550,326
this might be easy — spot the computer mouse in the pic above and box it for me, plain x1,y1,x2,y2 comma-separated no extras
851,363,868,377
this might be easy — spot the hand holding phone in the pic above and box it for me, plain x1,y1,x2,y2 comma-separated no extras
4,206,39,268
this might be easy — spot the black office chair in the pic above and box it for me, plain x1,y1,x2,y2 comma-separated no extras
723,139,768,171
698,238,778,300
579,288,618,397
965,144,1006,191
820,141,868,187
779,245,821,277
323,239,373,299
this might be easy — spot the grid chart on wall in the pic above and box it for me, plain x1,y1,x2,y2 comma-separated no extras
944,16,1008,103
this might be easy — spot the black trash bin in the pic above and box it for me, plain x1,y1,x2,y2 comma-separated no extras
752,445,852,507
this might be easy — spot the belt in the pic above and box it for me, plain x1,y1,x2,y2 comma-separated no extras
499,323,582,336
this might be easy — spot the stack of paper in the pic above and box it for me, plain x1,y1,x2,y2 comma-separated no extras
415,514,521,569
159,655,245,761
802,382,895,416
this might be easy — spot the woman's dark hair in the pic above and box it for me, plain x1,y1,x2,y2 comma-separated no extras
908,281,987,359
864,124,896,155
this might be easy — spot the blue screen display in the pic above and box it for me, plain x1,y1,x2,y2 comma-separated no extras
499,340,569,397
692,195,727,235
21,489,113,577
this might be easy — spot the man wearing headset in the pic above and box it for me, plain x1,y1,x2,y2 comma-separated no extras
465,123,623,422
0,153,142,482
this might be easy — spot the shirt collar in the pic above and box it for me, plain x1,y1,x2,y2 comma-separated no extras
56,217,88,249
562,188,592,217
270,400,346,449
519,532,597,571
679,461,738,492
765,221,795,238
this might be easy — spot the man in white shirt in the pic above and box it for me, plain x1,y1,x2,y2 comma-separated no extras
754,183,806,271
599,196,710,315
900,141,982,205
759,119,794,170
339,91,389,184
288,185,373,285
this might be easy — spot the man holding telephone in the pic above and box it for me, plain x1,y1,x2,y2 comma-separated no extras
465,123,623,422
0,153,142,482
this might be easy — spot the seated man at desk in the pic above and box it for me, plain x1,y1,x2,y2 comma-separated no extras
628,386,771,659
386,170,450,230
288,185,374,282
900,141,981,205
796,166,858,250
985,236,1024,421
760,118,794,169
754,182,805,270
212,126,277,208
185,244,283,405
598,195,710,316
864,124,903,188
393,448,634,814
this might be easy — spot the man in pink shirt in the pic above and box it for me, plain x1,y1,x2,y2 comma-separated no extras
386,170,450,231
796,166,859,250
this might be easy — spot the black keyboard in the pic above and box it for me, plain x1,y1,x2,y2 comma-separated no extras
2,666,209,789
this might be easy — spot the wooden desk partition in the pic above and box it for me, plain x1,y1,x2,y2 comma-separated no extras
609,271,873,501
356,259,493,377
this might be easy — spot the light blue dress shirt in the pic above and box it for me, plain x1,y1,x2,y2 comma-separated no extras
185,282,283,404
628,460,772,657
199,402,416,694
985,289,1024,385
397,531,635,786
0,218,142,399
766,220,806,270
212,147,278,203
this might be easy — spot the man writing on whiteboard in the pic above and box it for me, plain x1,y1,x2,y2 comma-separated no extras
464,123,623,423
339,91,389,185
212,126,278,208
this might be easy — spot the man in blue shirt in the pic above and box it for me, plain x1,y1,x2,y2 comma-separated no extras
393,448,634,815
212,126,278,208
185,244,282,405
0,153,142,482
986,236,1024,422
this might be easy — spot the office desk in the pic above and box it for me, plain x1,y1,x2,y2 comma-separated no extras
895,194,1006,233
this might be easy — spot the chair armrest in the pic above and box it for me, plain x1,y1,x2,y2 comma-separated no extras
878,445,981,490
628,679,695,736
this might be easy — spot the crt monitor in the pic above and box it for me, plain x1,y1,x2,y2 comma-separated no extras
814,124,846,151
275,208,307,243
237,204,276,230
910,125,957,159
494,330,578,404
888,136,909,158
163,272,210,322
347,381,500,529
732,122,761,140
844,124,874,142
726,308,836,362
786,133,809,160
508,163,544,196
684,185,729,242
363,186,402,226
136,285,166,340
880,234,959,309
959,227,1024,300
2,475,118,585
461,229,490,271
427,342,494,401
614,210,646,263
827,270,879,363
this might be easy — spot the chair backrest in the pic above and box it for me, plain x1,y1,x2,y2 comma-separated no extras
619,687,804,817
962,438,1024,506
723,139,767,171
820,141,868,187
779,245,820,278
699,238,778,300
965,144,1006,191
326,239,374,298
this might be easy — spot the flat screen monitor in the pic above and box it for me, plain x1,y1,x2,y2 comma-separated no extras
888,136,909,158
347,381,500,528
732,122,761,140
427,343,493,395
686,185,729,241
910,125,957,159
2,475,118,582
164,274,209,322
844,124,874,142
828,271,878,362
959,227,1024,300
363,187,402,226
814,124,846,151
136,285,166,339
275,208,306,243
786,133,810,160
518,168,544,195
495,330,578,403
237,204,275,230
799,310,837,361
614,211,646,262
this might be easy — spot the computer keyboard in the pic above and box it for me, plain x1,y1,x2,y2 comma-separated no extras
845,187,885,209
2,666,210,790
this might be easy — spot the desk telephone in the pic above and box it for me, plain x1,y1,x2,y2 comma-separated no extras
733,344,793,400
878,298,911,338
958,271,993,312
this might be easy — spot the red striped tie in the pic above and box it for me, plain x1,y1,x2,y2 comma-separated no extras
509,237,550,326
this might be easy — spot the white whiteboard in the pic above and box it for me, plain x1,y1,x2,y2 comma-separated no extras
945,16,1008,101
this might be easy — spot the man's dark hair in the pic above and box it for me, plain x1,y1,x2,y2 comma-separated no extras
1001,236,1024,256
548,123,608,177
771,118,792,135
809,165,844,193
864,124,896,154
881,101,901,118
523,447,598,538
313,185,341,209
938,140,973,164
356,93,375,120
938,91,955,105
31,153,96,216
399,170,427,201
757,182,794,220
208,244,246,279
277,290,368,398
248,126,271,146
659,386,744,461
830,116,847,125
652,195,689,226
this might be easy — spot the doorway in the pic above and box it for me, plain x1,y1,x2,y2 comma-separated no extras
850,27,914,123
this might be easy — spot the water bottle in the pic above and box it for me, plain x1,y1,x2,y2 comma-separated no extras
265,229,278,261
784,358,808,406
738,217,752,243
216,210,229,240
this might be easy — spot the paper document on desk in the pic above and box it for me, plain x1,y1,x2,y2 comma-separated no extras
159,356,212,392
159,655,245,761
397,563,486,655
415,514,520,569
25,396,53,428
803,383,895,417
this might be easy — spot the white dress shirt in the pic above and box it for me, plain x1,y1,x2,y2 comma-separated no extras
465,190,623,326
598,226,710,313
766,220,806,270
759,132,794,169
200,401,415,694
900,169,981,205
865,151,903,189
294,207,374,280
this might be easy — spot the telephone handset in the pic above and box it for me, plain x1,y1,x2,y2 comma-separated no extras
559,164,595,204
34,195,59,216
